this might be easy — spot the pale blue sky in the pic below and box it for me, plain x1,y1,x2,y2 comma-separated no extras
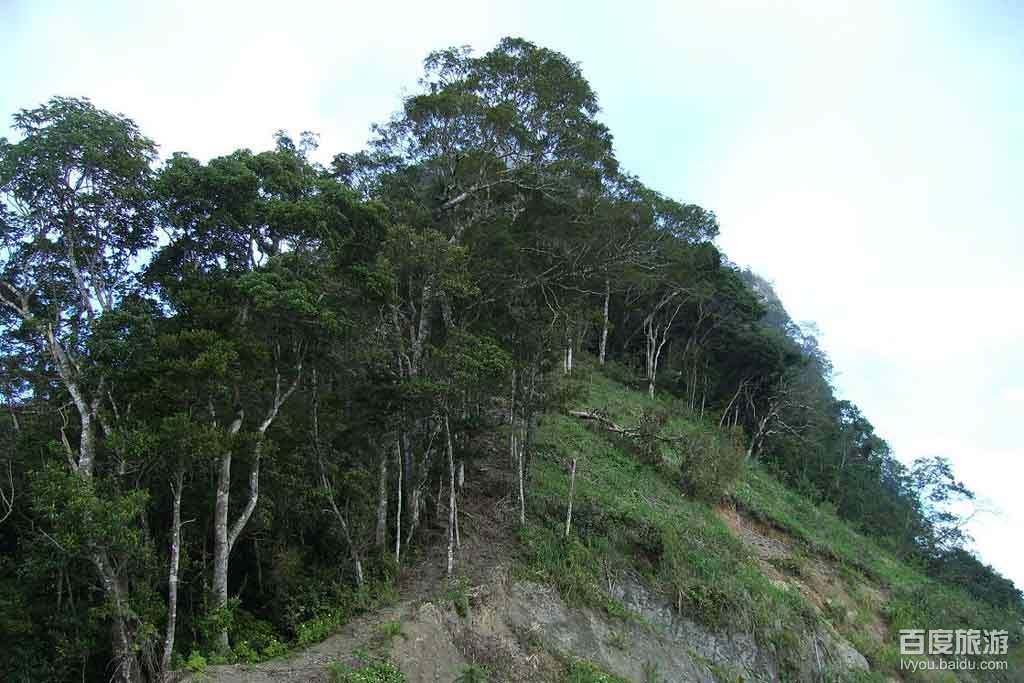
3,0,1021,587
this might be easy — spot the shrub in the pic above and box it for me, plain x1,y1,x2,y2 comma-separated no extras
445,577,471,618
330,661,405,683
564,660,628,683
674,424,745,502
185,650,207,673
378,620,402,640
296,611,343,647
455,664,489,683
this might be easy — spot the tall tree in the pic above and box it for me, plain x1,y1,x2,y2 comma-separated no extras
0,97,158,682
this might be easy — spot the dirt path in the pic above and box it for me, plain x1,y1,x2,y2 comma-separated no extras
192,453,518,683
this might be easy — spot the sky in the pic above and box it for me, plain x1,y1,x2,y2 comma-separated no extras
2,0,1021,586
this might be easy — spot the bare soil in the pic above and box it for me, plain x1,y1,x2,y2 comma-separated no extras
191,448,520,683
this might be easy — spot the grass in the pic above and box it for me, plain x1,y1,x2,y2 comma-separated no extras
562,659,630,683
517,355,1023,681
377,619,403,643
518,357,816,675
734,468,1023,679
329,660,405,683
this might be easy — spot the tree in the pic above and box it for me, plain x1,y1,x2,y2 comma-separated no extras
907,456,976,556
0,96,158,682
152,136,349,653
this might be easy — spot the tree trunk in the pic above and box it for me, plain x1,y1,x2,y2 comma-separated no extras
94,550,142,683
46,331,145,679
509,369,517,473
375,454,388,548
331,506,364,587
564,456,578,538
161,471,184,677
212,363,299,652
436,475,445,523
518,438,526,526
400,429,414,528
445,414,456,578
395,439,402,565
599,278,610,365
211,449,233,653
453,487,460,549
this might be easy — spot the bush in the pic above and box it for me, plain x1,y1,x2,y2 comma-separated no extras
230,607,278,662
674,424,745,502
330,660,405,683
185,650,207,673
564,660,628,683
455,664,489,683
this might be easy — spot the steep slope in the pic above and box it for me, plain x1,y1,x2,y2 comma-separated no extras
194,357,1021,683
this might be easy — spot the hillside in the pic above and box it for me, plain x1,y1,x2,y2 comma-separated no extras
196,356,1022,683
2,39,1020,683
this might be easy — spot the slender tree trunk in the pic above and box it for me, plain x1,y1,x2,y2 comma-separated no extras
330,506,363,587
400,429,415,532
436,475,445,523
599,278,610,365
510,427,517,476
162,471,184,677
745,414,770,461
510,368,516,424
445,414,456,578
94,550,142,683
509,369,517,473
211,447,233,653
212,364,299,652
453,487,460,549
44,331,145,679
395,439,402,565
375,454,388,548
518,438,526,526
408,486,422,546
45,354,143,680
564,456,578,538
645,319,656,399
212,438,263,653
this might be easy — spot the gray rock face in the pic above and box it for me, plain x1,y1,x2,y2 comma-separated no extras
503,575,869,682
608,575,778,681
192,570,871,683
504,581,718,682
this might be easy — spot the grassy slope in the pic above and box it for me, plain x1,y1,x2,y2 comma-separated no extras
515,355,1023,682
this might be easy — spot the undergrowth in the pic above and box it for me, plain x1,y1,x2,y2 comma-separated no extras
517,356,1022,681
734,469,1023,679
329,660,405,683
518,358,815,675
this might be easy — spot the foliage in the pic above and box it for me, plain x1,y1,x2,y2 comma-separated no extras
454,664,489,683
330,660,405,683
185,650,208,673
0,37,1018,682
518,362,815,673
733,467,1021,678
563,659,629,683
673,422,746,502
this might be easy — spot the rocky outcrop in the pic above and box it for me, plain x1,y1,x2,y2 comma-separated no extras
500,574,868,682
195,569,871,682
